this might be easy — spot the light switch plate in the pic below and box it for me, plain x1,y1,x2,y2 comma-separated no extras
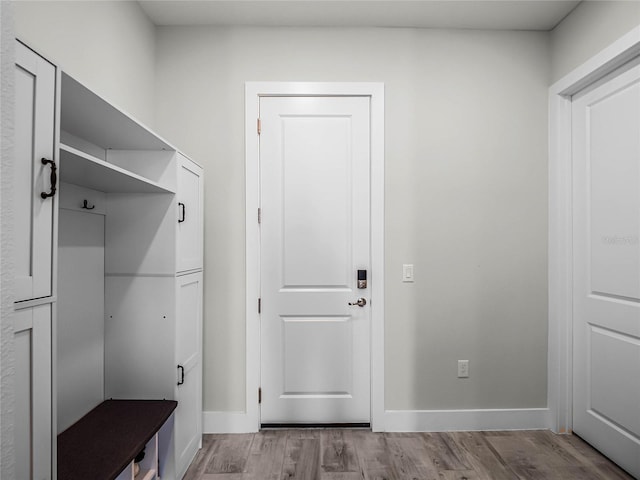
402,264,414,282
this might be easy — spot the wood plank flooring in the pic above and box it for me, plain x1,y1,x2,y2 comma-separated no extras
182,430,634,480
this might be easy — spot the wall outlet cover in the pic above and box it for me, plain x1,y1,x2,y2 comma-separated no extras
457,359,469,378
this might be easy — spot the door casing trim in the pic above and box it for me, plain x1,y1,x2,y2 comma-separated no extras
548,26,640,435
245,82,385,431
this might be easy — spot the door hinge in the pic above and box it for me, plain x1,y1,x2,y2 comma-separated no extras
257,118,261,135
258,297,261,313
258,387,262,404
258,208,261,224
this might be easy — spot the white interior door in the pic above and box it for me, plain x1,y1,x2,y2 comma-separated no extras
259,96,371,424
572,60,640,478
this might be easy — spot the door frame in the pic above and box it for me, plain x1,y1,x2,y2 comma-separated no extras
548,26,640,435
245,82,385,431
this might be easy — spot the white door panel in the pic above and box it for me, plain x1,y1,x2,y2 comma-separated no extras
589,327,640,437
15,327,33,480
588,77,640,299
14,64,35,299
573,61,640,478
14,42,56,302
282,317,353,394
260,96,371,424
177,155,203,273
175,272,203,478
280,116,352,288
14,304,53,480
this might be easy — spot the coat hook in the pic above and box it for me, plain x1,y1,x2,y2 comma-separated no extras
82,199,95,210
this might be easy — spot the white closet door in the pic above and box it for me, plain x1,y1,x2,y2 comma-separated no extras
14,42,56,303
175,272,203,479
572,61,640,478
176,154,203,273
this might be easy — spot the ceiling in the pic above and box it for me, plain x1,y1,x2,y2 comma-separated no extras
138,0,581,30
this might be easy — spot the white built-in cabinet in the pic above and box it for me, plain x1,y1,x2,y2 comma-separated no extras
13,40,204,480
14,41,57,480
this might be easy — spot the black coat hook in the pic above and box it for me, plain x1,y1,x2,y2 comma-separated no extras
82,199,95,210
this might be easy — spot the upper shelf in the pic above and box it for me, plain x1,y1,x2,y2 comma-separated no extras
61,73,174,152
59,144,175,194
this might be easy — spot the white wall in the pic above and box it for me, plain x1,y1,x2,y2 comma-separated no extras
550,0,640,83
13,1,588,420
154,26,550,413
0,2,16,476
5,0,639,435
13,0,157,128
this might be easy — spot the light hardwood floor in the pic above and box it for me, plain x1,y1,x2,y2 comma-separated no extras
182,429,634,480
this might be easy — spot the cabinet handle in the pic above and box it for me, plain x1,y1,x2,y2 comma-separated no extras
40,158,57,199
177,365,185,386
178,202,186,223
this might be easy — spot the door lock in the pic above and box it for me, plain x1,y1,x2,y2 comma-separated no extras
348,298,367,307
357,269,367,289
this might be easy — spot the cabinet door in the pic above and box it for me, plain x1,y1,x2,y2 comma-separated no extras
14,304,53,480
14,42,57,302
176,154,203,273
175,272,203,479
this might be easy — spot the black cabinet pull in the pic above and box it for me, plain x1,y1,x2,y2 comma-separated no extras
177,365,185,385
40,158,57,199
178,202,186,223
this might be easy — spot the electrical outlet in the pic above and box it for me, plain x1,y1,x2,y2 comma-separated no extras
457,360,469,378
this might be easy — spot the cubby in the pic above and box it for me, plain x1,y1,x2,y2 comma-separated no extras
57,71,203,480
13,40,203,480
58,400,176,480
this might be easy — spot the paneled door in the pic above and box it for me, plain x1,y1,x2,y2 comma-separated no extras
14,41,56,303
177,154,203,273
14,305,52,480
175,272,203,478
572,61,640,477
259,96,371,424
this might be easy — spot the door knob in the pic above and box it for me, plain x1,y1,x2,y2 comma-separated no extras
348,298,367,307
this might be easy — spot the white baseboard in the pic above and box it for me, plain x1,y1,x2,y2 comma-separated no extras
203,408,551,434
203,411,257,434
383,408,551,432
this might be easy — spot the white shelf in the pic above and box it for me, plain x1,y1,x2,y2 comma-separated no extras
61,73,174,152
60,144,175,194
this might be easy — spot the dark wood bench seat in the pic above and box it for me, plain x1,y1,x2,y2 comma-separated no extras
57,399,177,480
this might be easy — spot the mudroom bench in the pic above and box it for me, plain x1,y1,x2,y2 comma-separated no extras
57,399,178,480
